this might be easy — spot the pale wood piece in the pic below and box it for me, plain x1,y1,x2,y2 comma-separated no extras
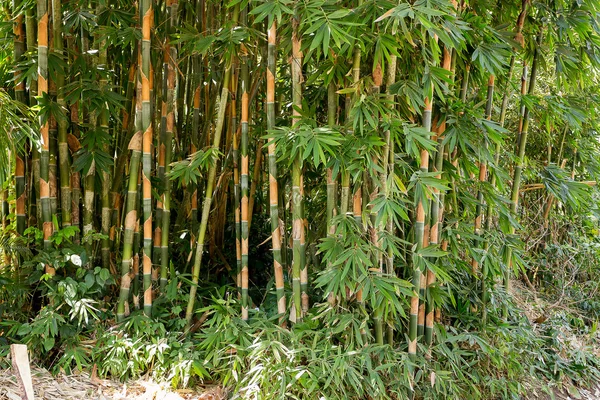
10,344,35,400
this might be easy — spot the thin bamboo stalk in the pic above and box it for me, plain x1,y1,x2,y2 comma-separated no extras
425,46,452,347
409,93,433,359
161,0,177,293
503,33,540,318
290,9,306,320
185,64,232,327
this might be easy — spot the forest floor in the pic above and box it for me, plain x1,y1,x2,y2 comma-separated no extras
0,367,226,400
514,279,600,400
1,365,599,400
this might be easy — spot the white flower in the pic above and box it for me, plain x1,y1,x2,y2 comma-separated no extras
70,254,82,267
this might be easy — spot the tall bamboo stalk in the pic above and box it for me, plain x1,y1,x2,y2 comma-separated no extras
371,62,385,345
38,0,54,275
385,55,397,345
424,46,452,346
409,96,433,359
267,21,286,321
231,53,242,299
117,47,143,322
470,75,495,303
482,0,529,323
13,4,26,236
97,25,111,271
161,0,177,293
290,10,305,321
185,63,232,327
503,33,540,318
326,81,337,306
240,38,250,320
51,0,71,232
141,0,154,317
26,5,38,234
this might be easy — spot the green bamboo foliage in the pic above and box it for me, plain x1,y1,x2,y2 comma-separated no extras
267,21,286,321
38,0,53,273
141,0,154,317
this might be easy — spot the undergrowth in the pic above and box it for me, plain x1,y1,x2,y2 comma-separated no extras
2,282,600,399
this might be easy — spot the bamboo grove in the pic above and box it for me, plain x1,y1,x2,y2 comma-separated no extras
3,0,600,388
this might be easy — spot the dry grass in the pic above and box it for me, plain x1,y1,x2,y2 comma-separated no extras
0,367,226,400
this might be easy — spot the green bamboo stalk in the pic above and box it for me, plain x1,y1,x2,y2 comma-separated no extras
326,81,337,306
110,63,137,252
155,24,167,288
340,171,350,215
51,0,71,231
460,64,470,102
97,26,111,271
161,0,177,293
385,55,397,345
471,74,494,290
13,6,26,236
425,47,452,346
240,38,250,320
133,166,143,310
482,1,529,323
117,47,143,321
191,87,200,232
371,62,384,345
184,65,232,327
83,29,97,267
154,48,166,273
292,156,302,322
348,11,365,324
409,97,432,359
503,34,540,319
290,10,306,319
231,55,242,301
141,0,154,317
38,0,53,275
267,21,286,322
